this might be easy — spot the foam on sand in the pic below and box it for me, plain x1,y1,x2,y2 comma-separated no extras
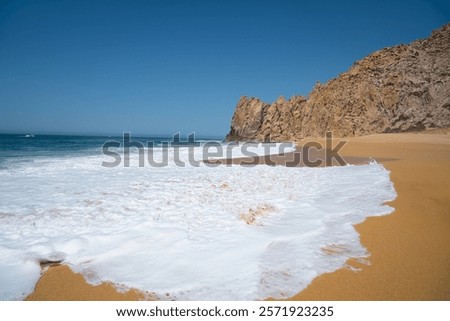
0,148,396,300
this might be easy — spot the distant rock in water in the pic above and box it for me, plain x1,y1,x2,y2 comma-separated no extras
226,23,450,141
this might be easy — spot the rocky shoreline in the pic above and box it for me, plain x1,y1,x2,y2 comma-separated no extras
226,23,450,141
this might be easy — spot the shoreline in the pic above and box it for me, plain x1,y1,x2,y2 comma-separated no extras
290,132,450,300
26,131,450,300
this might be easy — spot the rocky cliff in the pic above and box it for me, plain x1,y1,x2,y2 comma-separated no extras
226,23,450,141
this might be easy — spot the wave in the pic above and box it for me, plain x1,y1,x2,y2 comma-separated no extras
0,149,396,300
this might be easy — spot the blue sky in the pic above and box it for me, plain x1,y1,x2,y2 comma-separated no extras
0,0,448,136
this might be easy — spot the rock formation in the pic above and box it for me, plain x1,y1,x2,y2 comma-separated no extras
226,23,450,141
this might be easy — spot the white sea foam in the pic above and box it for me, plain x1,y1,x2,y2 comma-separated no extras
0,146,396,300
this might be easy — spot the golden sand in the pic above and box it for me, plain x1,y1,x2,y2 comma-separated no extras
290,132,450,300
27,131,450,300
26,265,144,301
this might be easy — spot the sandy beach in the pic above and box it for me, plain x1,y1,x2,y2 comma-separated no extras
26,131,450,300
291,130,450,300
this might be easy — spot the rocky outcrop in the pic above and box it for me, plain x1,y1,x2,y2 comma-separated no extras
226,23,450,141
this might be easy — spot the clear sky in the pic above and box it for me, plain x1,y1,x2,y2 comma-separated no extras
0,0,449,136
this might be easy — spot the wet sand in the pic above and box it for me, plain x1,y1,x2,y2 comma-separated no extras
26,264,144,300
26,131,450,300
290,132,450,300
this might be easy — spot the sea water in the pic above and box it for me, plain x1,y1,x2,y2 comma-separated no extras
0,134,396,300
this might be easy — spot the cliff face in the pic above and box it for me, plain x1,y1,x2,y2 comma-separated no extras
226,23,450,141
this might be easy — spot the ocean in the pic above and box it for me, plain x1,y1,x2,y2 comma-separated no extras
0,133,396,300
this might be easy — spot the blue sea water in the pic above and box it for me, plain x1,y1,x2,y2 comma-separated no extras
0,133,217,169
0,134,107,158
0,132,396,300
